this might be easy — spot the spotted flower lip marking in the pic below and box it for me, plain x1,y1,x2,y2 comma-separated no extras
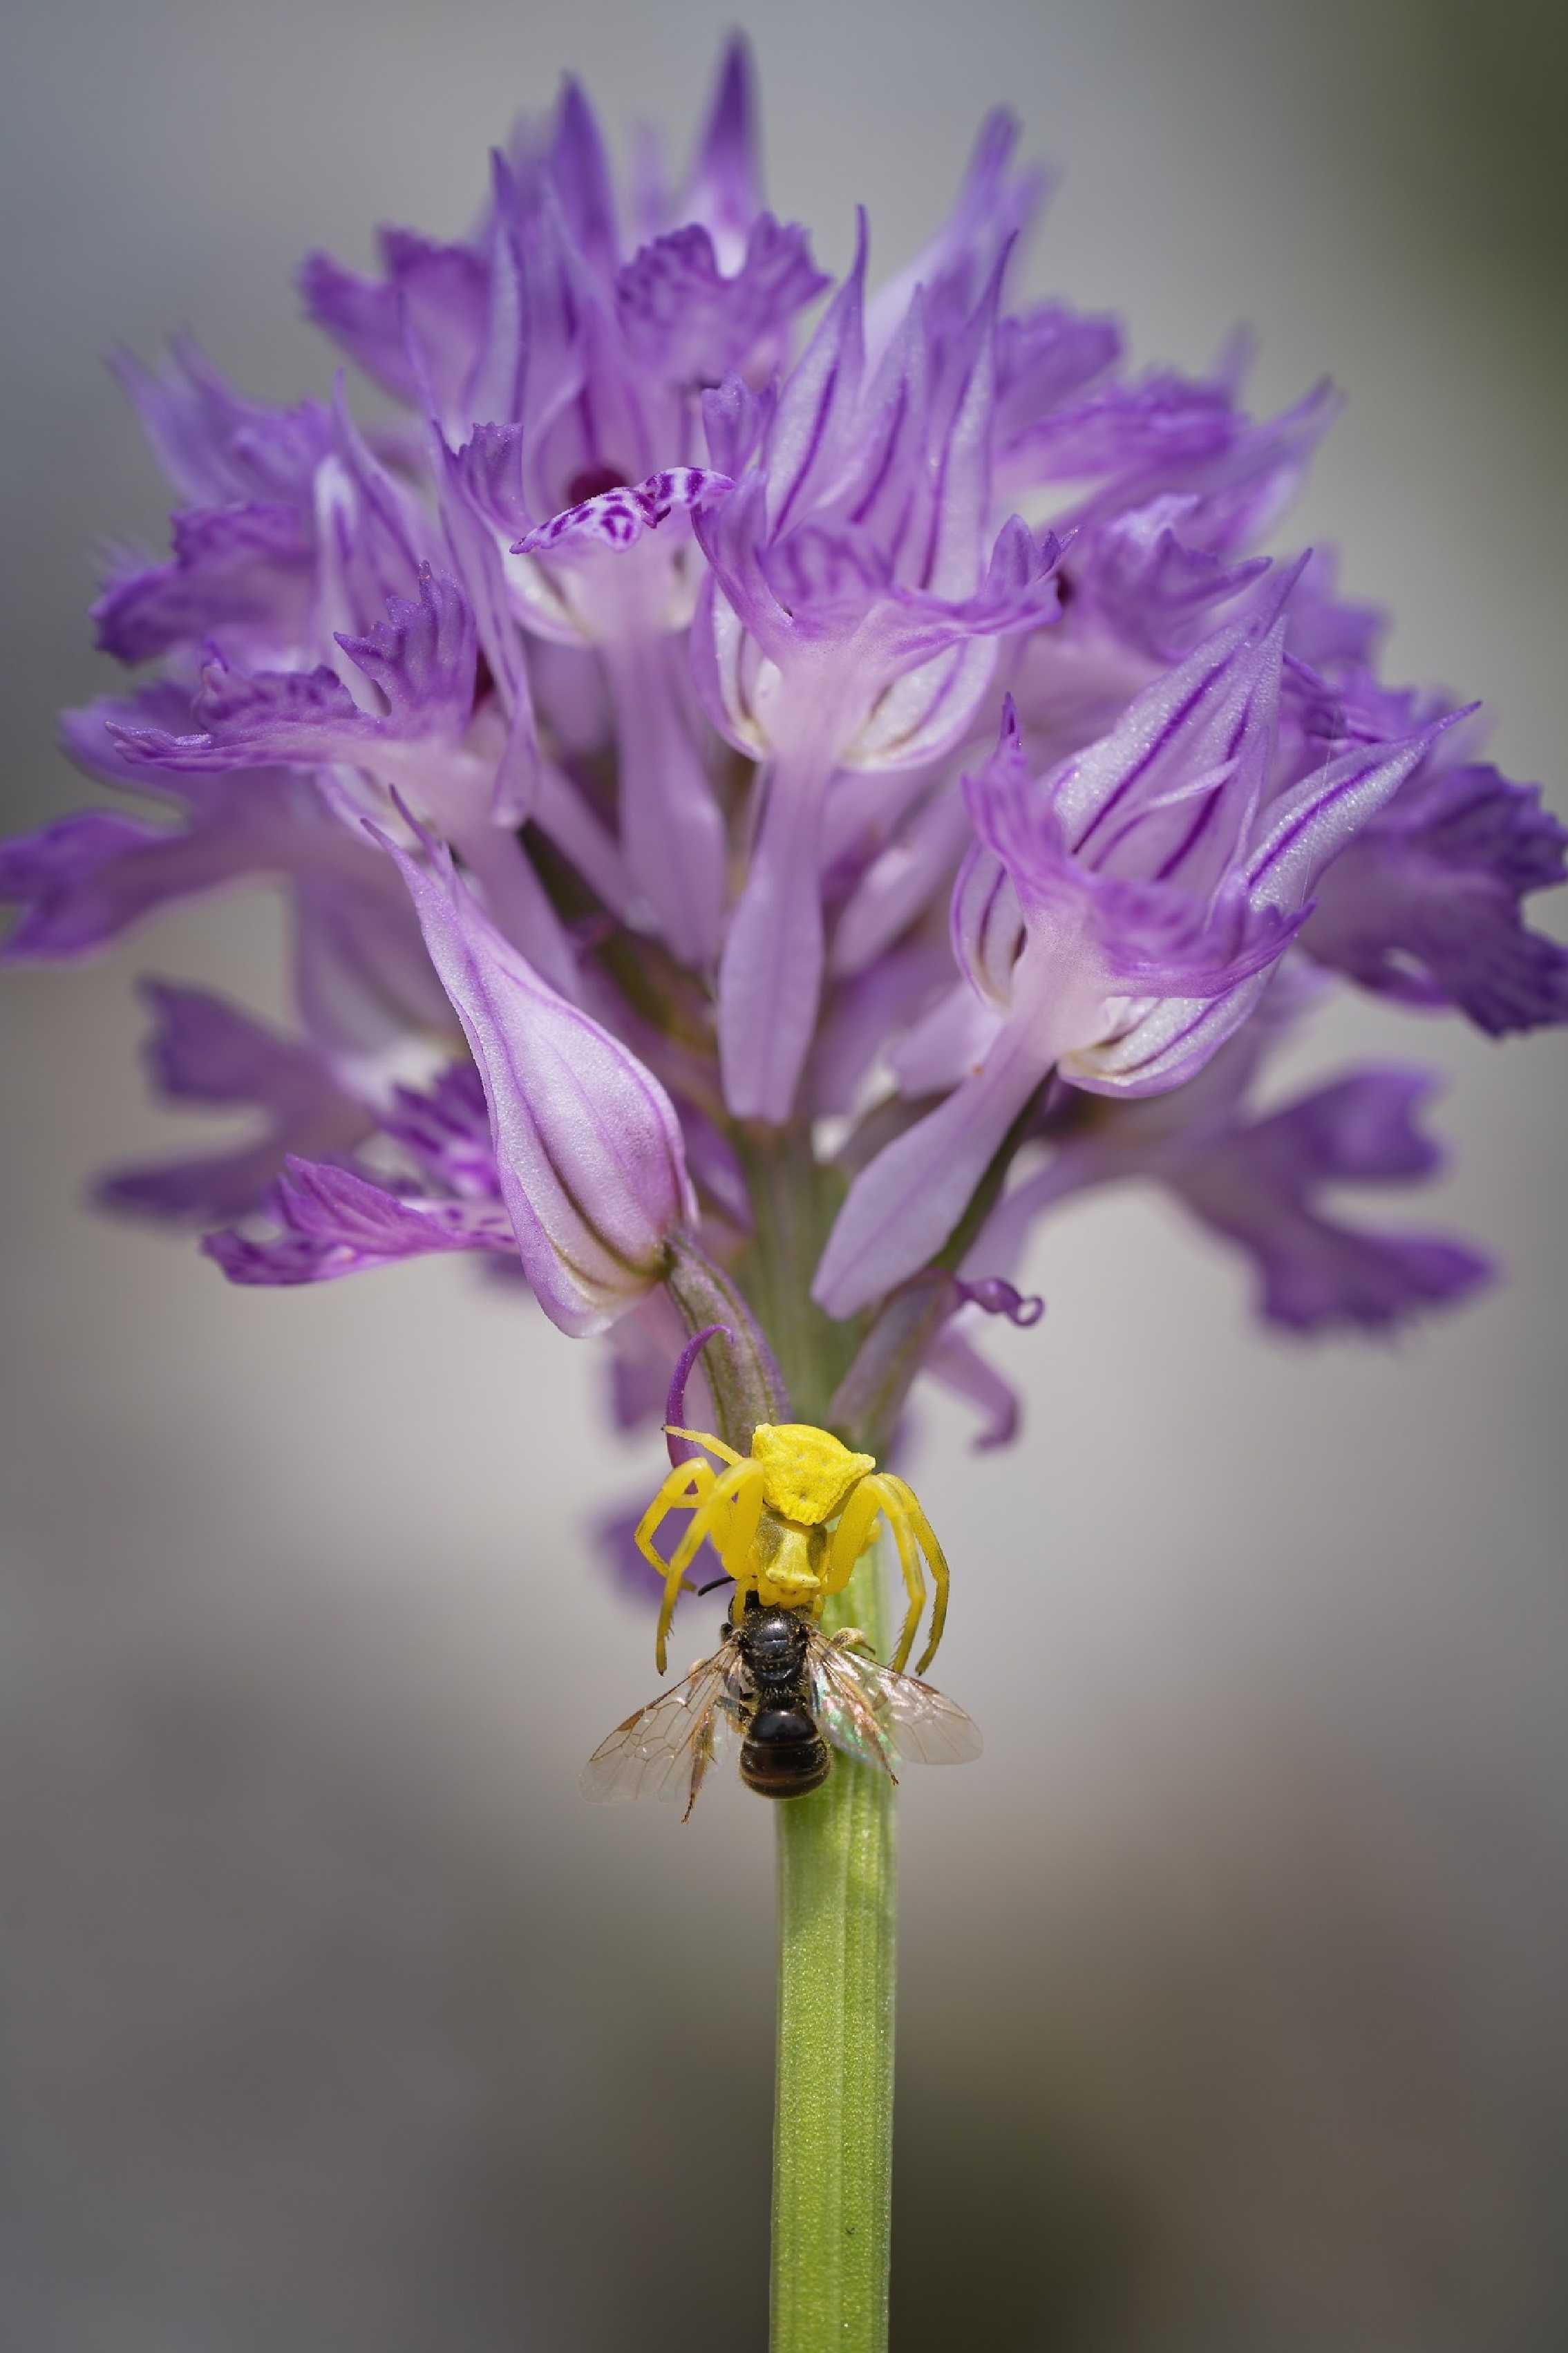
1,30,1559,1489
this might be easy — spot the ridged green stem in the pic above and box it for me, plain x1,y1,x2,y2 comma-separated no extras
771,1549,896,2353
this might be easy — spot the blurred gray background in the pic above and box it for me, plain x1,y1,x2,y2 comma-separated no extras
3,1,1565,2345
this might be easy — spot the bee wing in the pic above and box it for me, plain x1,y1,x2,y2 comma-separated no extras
808,1635,983,1773
580,1649,742,1811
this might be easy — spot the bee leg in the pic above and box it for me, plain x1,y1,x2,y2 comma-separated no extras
829,1627,874,1654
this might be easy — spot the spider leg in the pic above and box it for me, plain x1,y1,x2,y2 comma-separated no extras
712,1460,766,1589
657,1460,755,1673
881,1473,950,1676
663,1424,744,1467
635,1457,714,1579
866,1475,927,1674
650,1461,717,1676
823,1475,886,1597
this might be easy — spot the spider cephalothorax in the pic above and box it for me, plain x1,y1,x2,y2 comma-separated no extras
637,1421,951,1679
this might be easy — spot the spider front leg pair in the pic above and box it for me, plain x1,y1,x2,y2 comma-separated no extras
635,1439,765,1676
634,1421,952,1680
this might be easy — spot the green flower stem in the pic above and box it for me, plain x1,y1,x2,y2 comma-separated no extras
771,1549,896,2353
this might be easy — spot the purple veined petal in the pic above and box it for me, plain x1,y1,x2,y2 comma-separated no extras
921,1325,1023,1450
763,213,869,536
691,471,793,672
1061,966,1272,1098
382,827,695,1335
1243,719,1462,912
204,1155,519,1286
1050,578,1293,871
813,1022,1055,1316
688,567,772,757
915,242,1005,601
951,796,1028,1004
842,282,933,539
864,108,1048,361
1012,367,1237,486
845,635,1002,773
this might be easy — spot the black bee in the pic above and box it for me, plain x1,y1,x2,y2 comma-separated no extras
583,1596,981,1822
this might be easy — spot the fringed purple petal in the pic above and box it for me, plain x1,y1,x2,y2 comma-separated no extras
205,1156,517,1285
1304,761,1568,1034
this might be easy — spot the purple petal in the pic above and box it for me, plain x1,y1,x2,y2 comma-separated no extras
299,232,489,415
95,981,376,1224
1173,1063,1495,1334
921,1327,1023,1450
664,1323,733,1467
93,502,313,668
715,739,836,1120
813,1028,1051,1316
108,335,332,507
1303,762,1568,1034
763,213,868,536
616,218,826,385
385,831,695,1335
205,1156,516,1285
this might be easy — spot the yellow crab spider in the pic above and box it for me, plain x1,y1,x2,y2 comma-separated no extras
636,1421,952,1681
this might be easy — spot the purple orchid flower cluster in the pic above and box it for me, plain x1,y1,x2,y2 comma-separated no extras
6,40,1565,1488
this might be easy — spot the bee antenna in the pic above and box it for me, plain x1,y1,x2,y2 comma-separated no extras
694,1576,730,1596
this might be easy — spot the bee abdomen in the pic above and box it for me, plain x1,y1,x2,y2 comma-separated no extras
740,1704,831,1799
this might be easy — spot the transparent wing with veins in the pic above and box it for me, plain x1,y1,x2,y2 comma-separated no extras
580,1639,748,1818
806,1632,983,1779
